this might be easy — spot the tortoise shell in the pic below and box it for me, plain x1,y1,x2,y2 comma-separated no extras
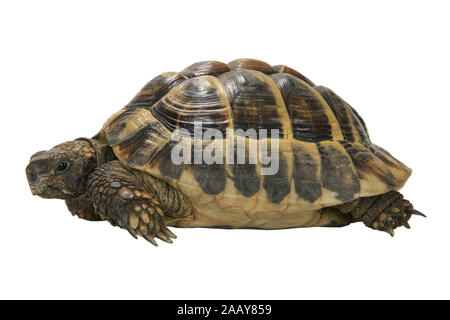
95,58,411,221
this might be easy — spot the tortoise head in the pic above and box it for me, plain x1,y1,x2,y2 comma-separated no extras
26,140,97,199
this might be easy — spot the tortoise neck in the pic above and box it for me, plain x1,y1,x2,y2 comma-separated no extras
75,137,116,168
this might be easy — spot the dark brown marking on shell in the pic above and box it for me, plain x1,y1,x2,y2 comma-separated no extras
317,142,360,202
369,144,393,160
181,61,231,78
116,121,169,167
262,150,291,203
230,163,260,197
272,65,315,86
192,162,227,195
151,76,231,136
349,105,368,133
228,58,275,74
126,72,186,110
229,144,260,197
292,143,322,202
271,73,332,142
314,86,355,142
219,70,286,139
338,141,397,188
348,105,370,143
153,140,186,181
107,109,139,145
368,144,408,173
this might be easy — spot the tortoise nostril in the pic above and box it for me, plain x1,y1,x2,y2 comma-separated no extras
26,154,52,197
26,164,36,183
26,166,48,196
26,159,49,186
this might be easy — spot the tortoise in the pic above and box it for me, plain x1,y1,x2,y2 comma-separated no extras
26,58,425,246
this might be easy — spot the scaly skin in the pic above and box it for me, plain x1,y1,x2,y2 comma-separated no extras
66,194,101,221
86,161,184,246
26,139,191,246
26,140,97,199
336,190,425,236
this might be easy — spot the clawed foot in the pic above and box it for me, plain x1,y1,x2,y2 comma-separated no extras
95,187,177,246
124,194,177,246
88,162,177,246
370,198,426,236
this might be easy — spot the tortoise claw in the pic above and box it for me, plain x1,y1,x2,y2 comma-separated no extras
144,235,158,247
164,228,177,239
156,232,173,243
398,215,411,229
384,225,395,237
406,207,426,218
127,227,139,239
381,226,394,237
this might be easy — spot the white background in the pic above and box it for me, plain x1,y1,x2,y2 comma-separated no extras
1,0,449,299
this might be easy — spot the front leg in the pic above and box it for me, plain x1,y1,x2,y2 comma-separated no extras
66,194,102,221
86,161,176,246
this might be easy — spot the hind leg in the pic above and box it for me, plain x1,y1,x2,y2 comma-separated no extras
336,191,425,236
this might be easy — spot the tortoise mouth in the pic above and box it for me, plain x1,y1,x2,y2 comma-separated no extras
31,184,73,199
26,164,73,199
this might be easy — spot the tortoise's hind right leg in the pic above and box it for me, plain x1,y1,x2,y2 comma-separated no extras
336,191,425,236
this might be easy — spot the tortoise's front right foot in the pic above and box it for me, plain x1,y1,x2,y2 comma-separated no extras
87,161,177,246
338,191,426,236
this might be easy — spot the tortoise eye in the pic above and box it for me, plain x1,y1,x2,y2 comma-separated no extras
56,162,69,174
